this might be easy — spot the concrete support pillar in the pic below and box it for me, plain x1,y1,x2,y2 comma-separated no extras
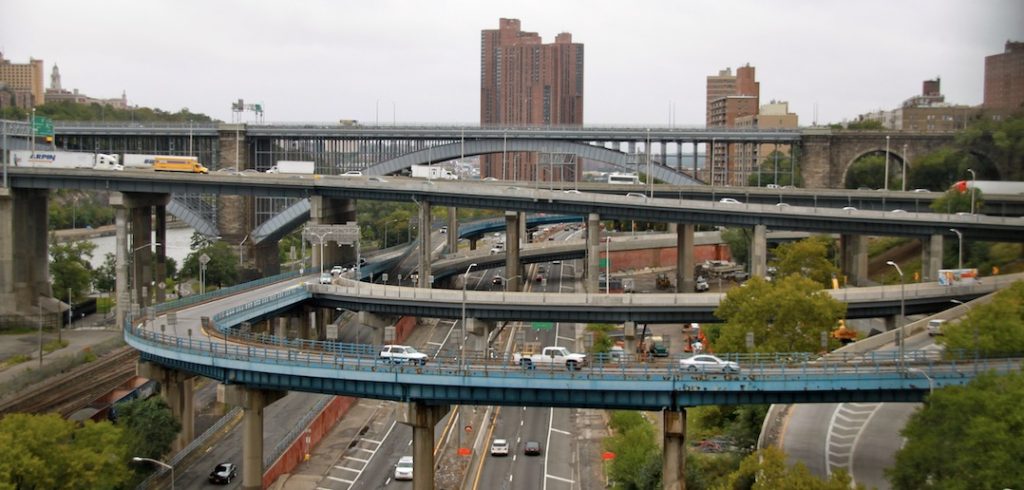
624,321,637,356
418,200,432,288
884,315,898,331
252,240,281,277
275,317,287,338
0,187,50,315
676,224,695,293
358,311,389,345
750,224,767,278
921,234,943,282
224,386,286,490
586,213,600,293
469,238,477,251
130,206,152,307
663,409,688,490
504,211,521,291
399,402,450,490
447,207,458,254
310,196,358,276
137,362,197,452
154,205,167,304
840,234,869,287
114,206,128,327
518,212,527,246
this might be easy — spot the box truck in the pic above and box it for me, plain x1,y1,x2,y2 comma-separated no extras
12,150,122,171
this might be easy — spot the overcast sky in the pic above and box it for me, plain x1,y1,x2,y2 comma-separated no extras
2,0,1021,126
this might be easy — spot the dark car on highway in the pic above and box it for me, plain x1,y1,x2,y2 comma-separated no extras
524,441,542,456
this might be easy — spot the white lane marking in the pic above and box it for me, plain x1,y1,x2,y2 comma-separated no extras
334,466,360,473
543,408,554,490
344,456,369,464
361,437,383,445
326,476,354,484
546,474,575,483
550,427,571,435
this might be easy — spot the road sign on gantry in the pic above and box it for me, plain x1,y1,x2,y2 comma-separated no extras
303,223,360,245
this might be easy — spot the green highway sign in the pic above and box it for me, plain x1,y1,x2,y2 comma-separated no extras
532,321,554,330
32,116,53,136
599,258,608,267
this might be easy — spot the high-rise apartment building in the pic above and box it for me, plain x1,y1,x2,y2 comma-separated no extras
706,64,759,185
0,52,44,110
480,18,584,180
983,41,1023,112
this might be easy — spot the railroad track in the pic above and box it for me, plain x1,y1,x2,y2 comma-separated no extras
0,347,139,416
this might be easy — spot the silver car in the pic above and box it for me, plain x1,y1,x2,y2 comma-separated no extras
679,354,740,373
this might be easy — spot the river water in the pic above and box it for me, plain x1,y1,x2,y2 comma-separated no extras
84,227,197,269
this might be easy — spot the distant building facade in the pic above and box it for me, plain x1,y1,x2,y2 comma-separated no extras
856,78,980,131
983,41,1023,112
480,18,584,181
734,101,799,183
0,52,44,110
45,65,129,109
705,64,759,185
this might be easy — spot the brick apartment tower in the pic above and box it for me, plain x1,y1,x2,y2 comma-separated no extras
480,18,584,181
983,41,1024,112
705,65,759,185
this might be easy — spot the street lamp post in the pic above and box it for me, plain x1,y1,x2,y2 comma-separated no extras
461,263,477,372
132,457,174,489
908,368,934,396
902,144,908,192
967,168,977,214
886,260,906,371
949,228,963,269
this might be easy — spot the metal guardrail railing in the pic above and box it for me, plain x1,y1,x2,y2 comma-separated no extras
153,270,301,314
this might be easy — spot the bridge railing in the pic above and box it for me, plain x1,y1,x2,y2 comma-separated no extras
153,271,302,314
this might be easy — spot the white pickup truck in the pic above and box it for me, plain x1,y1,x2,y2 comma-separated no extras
379,345,428,366
512,346,587,371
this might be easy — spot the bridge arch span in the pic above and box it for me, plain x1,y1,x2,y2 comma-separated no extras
365,139,633,176
841,147,909,188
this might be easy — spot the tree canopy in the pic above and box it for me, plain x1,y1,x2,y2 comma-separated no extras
886,370,1024,489
180,240,239,288
118,397,181,462
0,413,132,489
716,447,859,490
769,236,838,288
938,281,1024,356
747,151,800,187
714,275,847,353
0,100,216,123
603,411,662,489
49,239,97,302
929,187,984,214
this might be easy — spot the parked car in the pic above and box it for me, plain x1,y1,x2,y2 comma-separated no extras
379,345,429,366
523,440,542,456
490,438,510,456
394,456,413,480
208,463,237,484
679,354,740,373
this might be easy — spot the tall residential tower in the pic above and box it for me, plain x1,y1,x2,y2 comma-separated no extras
480,18,584,181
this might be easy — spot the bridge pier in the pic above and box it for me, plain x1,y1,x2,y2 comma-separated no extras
111,192,170,326
417,200,432,288
0,187,51,317
447,206,458,254
137,361,197,452
399,401,449,490
225,385,286,490
750,224,767,278
676,224,695,292
840,234,869,286
663,409,688,490
586,213,601,293
921,234,943,282
358,310,389,345
505,211,522,292
310,196,357,275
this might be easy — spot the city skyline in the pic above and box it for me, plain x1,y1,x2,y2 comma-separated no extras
1,0,1021,125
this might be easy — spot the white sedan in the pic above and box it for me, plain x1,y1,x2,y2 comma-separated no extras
379,345,429,366
679,354,740,373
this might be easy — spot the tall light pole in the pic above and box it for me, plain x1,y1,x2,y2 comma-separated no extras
883,135,891,191
133,457,174,489
886,260,906,371
949,228,963,269
646,128,653,198
461,263,477,372
908,367,934,396
967,168,977,214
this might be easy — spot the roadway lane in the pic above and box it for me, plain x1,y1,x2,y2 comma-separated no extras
781,329,939,489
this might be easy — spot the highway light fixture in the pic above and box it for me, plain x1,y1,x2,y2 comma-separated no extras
949,228,963,269
132,457,174,489
886,260,906,371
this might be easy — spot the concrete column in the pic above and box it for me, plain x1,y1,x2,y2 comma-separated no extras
586,213,600,293
155,205,167,304
224,386,286,490
0,188,13,313
676,224,695,293
663,409,687,490
114,206,128,327
310,196,357,275
275,317,287,338
750,224,767,278
252,240,281,276
921,234,943,282
130,206,152,307
840,234,869,287
1,189,52,309
418,201,432,288
137,362,197,452
505,211,521,291
624,321,637,356
518,212,527,246
884,315,898,331
399,402,450,490
447,207,458,254
469,238,477,251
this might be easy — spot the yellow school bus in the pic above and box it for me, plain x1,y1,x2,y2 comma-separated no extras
153,156,209,174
